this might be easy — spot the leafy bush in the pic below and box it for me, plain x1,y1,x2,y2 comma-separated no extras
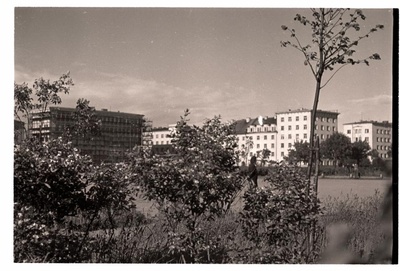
14,137,137,262
239,164,323,263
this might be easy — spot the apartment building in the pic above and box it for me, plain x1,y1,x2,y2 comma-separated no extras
31,107,144,164
276,109,339,161
234,116,278,164
343,121,392,159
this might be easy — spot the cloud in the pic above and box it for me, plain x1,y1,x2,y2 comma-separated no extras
349,94,392,105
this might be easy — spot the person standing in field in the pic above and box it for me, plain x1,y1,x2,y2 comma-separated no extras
248,156,258,188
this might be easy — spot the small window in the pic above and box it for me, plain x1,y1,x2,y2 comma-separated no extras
281,143,284,148
281,152,284,157
296,125,299,130
288,143,292,148
271,135,275,140
257,135,260,140
296,116,299,121
288,117,292,121
304,124,307,130
288,134,292,139
365,129,369,133
271,152,275,156
281,117,284,122
288,125,292,130
304,133,307,139
264,135,267,140
304,116,307,121
271,143,275,148
257,144,260,149
281,134,284,139
281,126,284,131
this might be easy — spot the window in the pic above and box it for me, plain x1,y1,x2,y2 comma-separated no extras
281,134,285,139
296,116,299,121
384,146,387,150
257,128,260,132
271,143,275,148
322,117,326,122
281,143,284,148
288,117,292,121
257,135,260,140
264,135,267,140
271,135,275,140
303,124,307,130
257,144,260,149
315,125,318,130
327,134,330,139
365,129,369,133
321,125,324,131
249,136,253,140
321,134,324,140
161,134,164,138
365,137,369,142
156,141,159,145
327,118,331,123
281,117,284,122
271,152,275,156
264,144,267,148
288,125,292,130
156,134,159,138
347,129,351,134
288,134,292,139
304,116,307,121
281,152,284,157
242,136,245,140
304,133,307,139
288,143,292,148
161,141,164,144
281,126,284,131
333,127,336,132
296,125,299,130
316,117,319,121
327,126,330,131
296,134,299,140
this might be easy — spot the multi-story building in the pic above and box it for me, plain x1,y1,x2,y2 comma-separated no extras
14,119,26,145
31,107,144,164
150,125,176,155
234,116,278,164
276,108,339,161
343,121,392,159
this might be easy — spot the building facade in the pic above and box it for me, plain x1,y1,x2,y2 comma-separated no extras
343,121,392,159
14,119,26,145
234,116,278,164
31,107,144,164
275,109,339,161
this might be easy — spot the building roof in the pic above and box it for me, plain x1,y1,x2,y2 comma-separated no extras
343,120,392,128
276,108,340,115
233,117,277,134
152,127,170,132
48,106,144,118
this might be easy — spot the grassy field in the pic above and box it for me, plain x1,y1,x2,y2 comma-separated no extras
135,177,392,216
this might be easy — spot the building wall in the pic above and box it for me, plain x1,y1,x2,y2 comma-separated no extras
31,107,144,164
275,109,339,161
343,121,392,159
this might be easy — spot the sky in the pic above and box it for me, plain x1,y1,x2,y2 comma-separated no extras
13,6,394,131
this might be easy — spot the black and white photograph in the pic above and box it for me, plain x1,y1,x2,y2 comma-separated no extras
2,0,398,267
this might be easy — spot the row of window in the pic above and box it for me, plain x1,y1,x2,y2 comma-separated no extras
280,116,336,123
281,124,308,131
281,116,308,122
250,151,276,157
315,125,336,132
376,145,389,151
154,133,170,139
248,126,276,133
347,128,391,135
242,135,276,141
154,140,171,145
377,137,391,143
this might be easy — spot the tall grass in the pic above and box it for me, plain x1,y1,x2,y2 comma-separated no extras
83,188,389,263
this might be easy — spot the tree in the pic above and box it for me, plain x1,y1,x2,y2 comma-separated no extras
350,140,371,167
70,98,102,140
14,72,74,138
257,148,271,166
387,143,392,158
286,140,310,165
133,110,246,262
281,9,384,184
320,132,352,169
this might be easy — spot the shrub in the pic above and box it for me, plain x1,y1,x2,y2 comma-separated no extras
239,163,323,263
